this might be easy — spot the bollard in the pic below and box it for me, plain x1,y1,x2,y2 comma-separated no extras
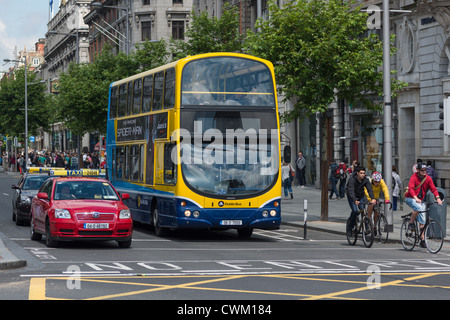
303,199,308,240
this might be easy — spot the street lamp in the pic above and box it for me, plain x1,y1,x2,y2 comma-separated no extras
91,1,130,56
2,58,44,164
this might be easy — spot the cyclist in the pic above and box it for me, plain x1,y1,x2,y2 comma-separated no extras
364,171,390,234
405,162,442,247
346,166,376,236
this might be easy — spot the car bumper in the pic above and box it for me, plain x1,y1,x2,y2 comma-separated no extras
50,219,133,241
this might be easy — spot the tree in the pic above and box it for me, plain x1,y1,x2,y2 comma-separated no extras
244,0,406,122
171,3,244,59
0,69,49,140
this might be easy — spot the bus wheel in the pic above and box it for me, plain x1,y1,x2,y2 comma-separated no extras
152,207,167,237
237,228,253,239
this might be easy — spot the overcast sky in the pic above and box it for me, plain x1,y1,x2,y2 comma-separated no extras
0,0,50,71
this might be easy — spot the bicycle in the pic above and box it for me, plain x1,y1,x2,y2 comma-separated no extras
371,200,390,244
400,202,444,254
346,203,374,248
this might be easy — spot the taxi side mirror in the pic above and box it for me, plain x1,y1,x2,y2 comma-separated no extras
121,193,130,200
37,192,48,200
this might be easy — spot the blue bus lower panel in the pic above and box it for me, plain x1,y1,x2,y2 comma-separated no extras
115,182,281,231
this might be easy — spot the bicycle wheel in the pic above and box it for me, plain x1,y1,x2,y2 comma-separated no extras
361,216,374,248
346,217,357,246
424,219,444,254
376,214,389,244
400,218,416,251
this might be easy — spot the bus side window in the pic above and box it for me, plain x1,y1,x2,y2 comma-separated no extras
153,71,164,111
110,86,118,119
118,83,127,117
116,147,125,180
140,145,145,182
164,143,176,185
132,78,142,114
127,82,133,116
124,145,130,180
142,75,153,113
164,68,175,109
130,145,140,181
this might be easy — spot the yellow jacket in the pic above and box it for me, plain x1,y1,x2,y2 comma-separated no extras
364,179,390,202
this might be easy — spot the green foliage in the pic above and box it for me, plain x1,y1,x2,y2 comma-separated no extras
56,41,168,136
171,2,244,59
244,0,407,122
0,68,48,139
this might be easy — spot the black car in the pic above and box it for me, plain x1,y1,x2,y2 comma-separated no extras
11,173,50,225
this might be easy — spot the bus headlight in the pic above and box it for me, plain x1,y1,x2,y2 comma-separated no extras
193,210,200,218
184,210,191,217
270,210,277,217
262,210,269,217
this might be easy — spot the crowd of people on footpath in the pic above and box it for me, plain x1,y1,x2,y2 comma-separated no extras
6,150,106,173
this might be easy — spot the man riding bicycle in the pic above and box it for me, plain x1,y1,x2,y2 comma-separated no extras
405,162,442,248
364,171,390,234
346,166,376,236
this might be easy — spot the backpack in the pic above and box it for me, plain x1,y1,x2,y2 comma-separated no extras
338,163,347,180
330,163,340,178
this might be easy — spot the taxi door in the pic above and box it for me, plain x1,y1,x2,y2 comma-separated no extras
34,179,53,232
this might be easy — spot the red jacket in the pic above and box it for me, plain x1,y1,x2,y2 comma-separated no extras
405,173,439,200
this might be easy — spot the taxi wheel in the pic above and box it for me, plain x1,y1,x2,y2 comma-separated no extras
30,214,42,241
117,239,132,248
45,220,60,248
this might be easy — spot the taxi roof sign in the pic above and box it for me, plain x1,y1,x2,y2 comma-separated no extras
28,167,66,173
49,169,106,177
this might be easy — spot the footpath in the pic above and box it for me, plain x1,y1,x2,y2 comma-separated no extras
281,184,450,241
1,174,449,269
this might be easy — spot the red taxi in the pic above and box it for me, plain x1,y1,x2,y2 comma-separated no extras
30,170,133,248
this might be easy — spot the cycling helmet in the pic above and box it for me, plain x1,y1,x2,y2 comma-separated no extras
416,162,427,170
372,171,382,182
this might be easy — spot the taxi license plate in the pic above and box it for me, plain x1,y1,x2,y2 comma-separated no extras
83,223,109,229
220,220,242,226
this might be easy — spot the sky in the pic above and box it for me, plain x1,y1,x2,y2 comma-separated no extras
0,0,51,71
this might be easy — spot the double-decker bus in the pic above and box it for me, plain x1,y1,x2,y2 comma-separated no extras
106,52,281,238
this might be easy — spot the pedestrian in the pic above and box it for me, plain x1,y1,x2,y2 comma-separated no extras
338,158,349,199
281,161,294,200
295,151,306,188
55,153,65,168
426,160,437,185
392,165,402,211
70,153,78,170
328,159,340,200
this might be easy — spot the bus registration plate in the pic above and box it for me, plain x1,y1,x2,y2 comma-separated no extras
84,223,109,229
220,220,242,226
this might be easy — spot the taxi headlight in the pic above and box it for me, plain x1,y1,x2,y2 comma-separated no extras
119,209,131,219
55,209,71,219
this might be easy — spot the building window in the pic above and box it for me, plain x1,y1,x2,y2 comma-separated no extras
173,0,182,4
143,0,150,4
172,21,184,40
141,21,152,41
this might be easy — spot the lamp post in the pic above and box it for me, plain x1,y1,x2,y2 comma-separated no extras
3,58,46,166
3,57,29,163
91,1,130,56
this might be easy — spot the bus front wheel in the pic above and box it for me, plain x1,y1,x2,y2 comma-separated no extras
152,207,167,237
